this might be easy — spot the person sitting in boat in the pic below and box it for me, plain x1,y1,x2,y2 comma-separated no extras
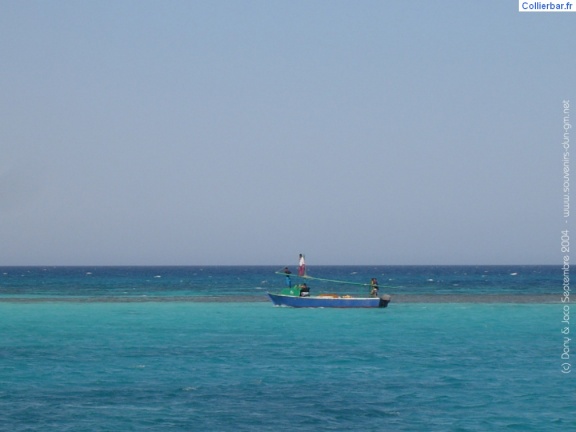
299,283,310,297
370,278,379,297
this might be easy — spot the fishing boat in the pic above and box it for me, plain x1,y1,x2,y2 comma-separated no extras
267,270,391,308
268,292,391,308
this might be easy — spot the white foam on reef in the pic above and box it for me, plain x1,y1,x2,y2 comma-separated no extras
0,294,561,304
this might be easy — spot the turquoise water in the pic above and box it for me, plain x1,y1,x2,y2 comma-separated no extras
0,266,574,430
1,302,573,431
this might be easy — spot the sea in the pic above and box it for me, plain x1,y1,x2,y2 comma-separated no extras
0,265,574,431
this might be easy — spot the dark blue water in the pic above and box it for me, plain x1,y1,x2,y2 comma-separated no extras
0,265,562,300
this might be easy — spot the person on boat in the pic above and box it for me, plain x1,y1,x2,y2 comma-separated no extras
370,278,379,297
299,283,310,297
298,254,306,276
283,267,292,287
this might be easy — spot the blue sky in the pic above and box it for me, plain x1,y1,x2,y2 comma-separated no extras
0,1,573,265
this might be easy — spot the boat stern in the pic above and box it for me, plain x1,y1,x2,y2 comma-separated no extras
379,294,392,308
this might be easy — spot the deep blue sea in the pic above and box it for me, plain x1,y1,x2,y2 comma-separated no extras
1,266,574,431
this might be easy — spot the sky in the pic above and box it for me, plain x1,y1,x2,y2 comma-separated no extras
0,0,574,266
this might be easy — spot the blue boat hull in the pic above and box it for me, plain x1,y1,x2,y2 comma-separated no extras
267,293,390,308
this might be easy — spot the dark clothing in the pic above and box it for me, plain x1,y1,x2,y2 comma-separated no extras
283,267,292,287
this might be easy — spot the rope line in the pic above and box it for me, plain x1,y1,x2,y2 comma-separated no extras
275,270,371,287
275,269,403,289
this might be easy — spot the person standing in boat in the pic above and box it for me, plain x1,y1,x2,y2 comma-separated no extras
298,254,306,276
370,278,379,297
283,267,292,287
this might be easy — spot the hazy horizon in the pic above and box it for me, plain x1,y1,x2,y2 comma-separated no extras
1,1,573,266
